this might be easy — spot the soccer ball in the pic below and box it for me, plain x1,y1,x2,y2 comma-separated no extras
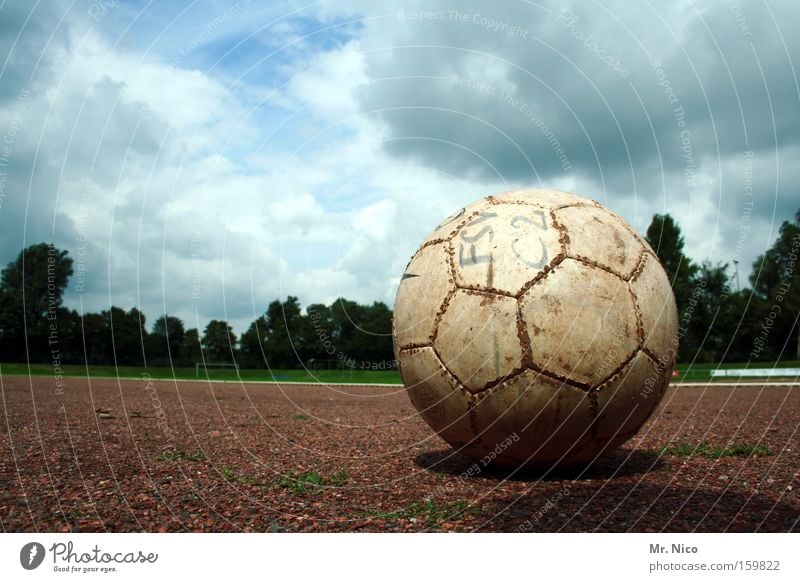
393,189,678,468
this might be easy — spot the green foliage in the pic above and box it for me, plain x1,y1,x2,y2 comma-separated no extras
238,315,268,368
236,473,263,486
0,243,73,361
1,206,798,368
685,261,734,363
644,210,800,363
201,320,237,362
180,328,202,366
106,306,148,366
645,214,701,361
239,296,395,370
646,214,699,311
219,467,264,486
748,211,800,360
148,315,186,366
656,442,771,459
277,470,349,494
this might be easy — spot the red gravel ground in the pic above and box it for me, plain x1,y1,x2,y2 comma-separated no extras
1,375,798,532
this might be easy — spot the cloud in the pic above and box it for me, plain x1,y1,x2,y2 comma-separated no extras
1,0,797,338
311,0,799,281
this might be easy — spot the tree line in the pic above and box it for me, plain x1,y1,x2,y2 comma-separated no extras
0,243,393,369
0,208,797,369
644,209,799,362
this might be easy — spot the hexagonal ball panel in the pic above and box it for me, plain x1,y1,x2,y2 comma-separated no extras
419,197,488,247
630,252,679,361
490,188,601,209
450,203,563,295
520,258,639,387
397,346,475,447
595,350,669,447
434,289,524,393
393,242,453,349
556,204,644,279
464,370,596,467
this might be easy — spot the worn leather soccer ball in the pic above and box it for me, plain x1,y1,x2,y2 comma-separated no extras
393,189,678,468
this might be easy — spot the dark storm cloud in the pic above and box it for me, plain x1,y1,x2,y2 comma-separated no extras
1,0,796,337
0,3,65,103
0,3,68,258
353,1,798,198
332,0,800,278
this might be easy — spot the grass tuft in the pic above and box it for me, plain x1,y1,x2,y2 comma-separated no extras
656,442,771,459
277,470,349,494
221,467,264,486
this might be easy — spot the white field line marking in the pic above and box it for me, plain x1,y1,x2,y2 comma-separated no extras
32,375,404,387
21,374,797,388
673,381,798,387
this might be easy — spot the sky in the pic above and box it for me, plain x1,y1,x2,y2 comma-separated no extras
0,0,797,335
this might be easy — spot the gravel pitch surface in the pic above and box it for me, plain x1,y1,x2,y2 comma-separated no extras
1,375,798,532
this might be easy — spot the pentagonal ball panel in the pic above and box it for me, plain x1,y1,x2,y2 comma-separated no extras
556,204,644,279
520,259,639,387
434,289,523,393
630,253,679,362
397,346,475,448
393,242,453,349
450,203,563,295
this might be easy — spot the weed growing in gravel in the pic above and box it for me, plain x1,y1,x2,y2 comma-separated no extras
656,442,771,459
289,412,310,421
369,499,479,526
157,449,207,462
221,467,264,486
237,473,263,486
277,470,349,494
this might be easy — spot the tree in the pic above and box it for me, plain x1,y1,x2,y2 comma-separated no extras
645,214,699,319
0,243,73,362
687,261,734,362
245,297,396,370
66,306,147,366
239,315,267,368
201,320,237,362
344,301,394,366
181,328,202,366
148,315,186,365
106,306,148,366
749,210,800,360
79,311,111,365
262,297,305,368
329,297,363,360
305,303,333,363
